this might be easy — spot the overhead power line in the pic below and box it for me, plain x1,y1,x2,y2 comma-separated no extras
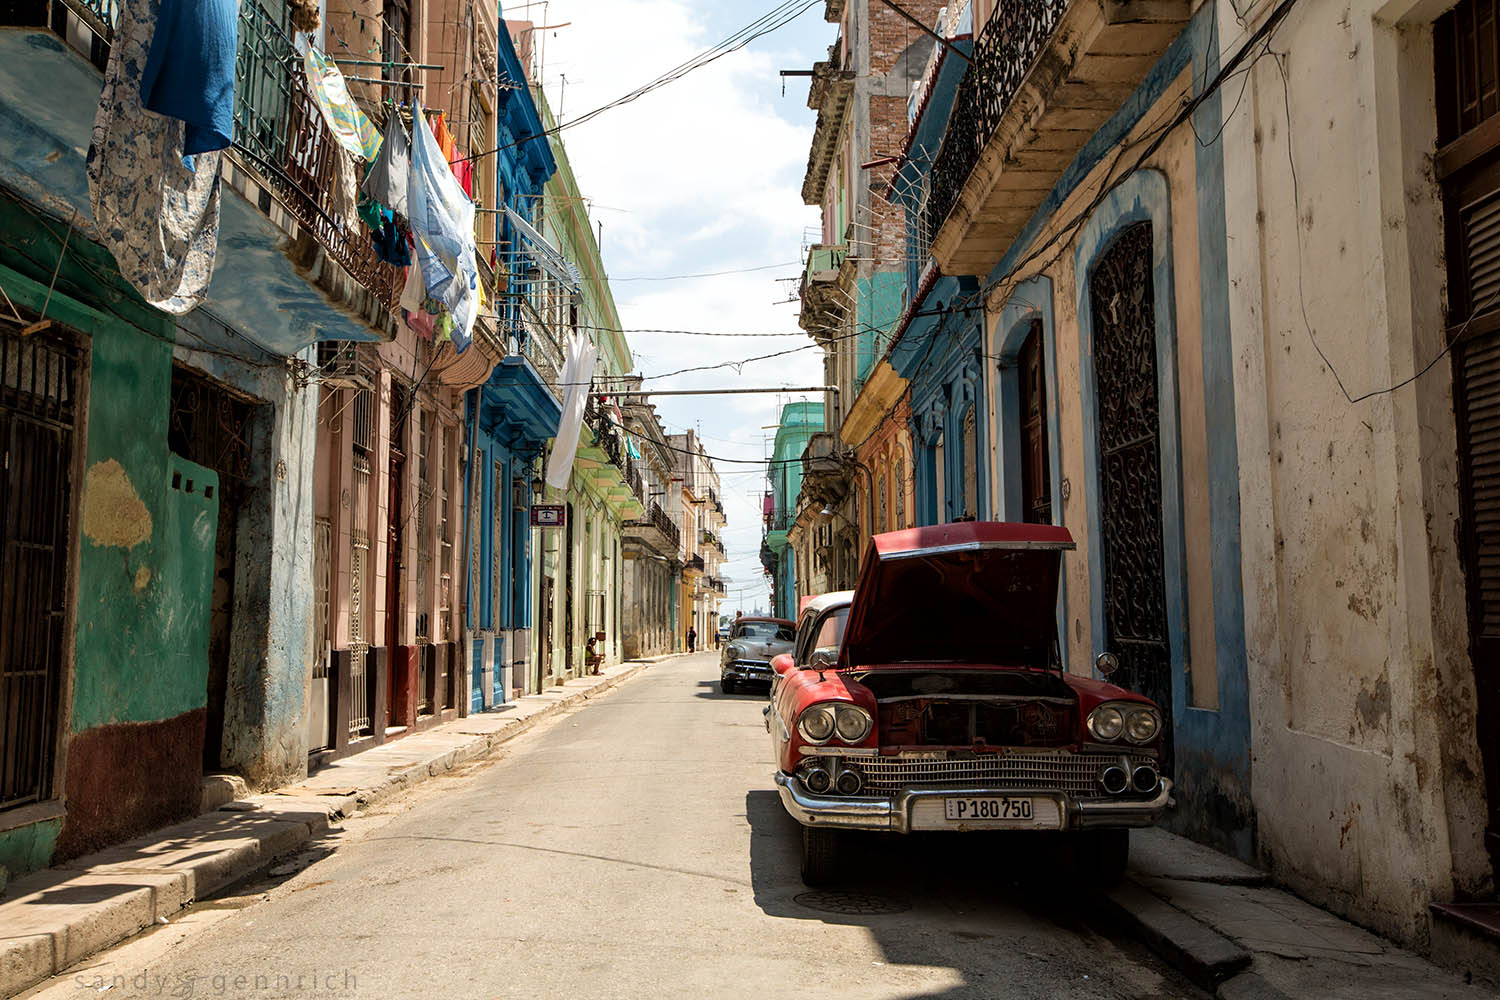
453,0,820,166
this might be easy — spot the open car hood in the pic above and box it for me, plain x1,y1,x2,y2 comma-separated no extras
839,522,1074,669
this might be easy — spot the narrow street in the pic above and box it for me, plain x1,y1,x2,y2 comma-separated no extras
24,655,1200,1000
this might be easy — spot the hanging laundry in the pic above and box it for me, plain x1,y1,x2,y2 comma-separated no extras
399,258,425,313
304,47,382,161
406,100,478,351
372,219,411,266
89,0,222,314
360,116,409,217
330,145,359,224
545,331,600,489
356,194,385,232
455,158,473,198
140,0,237,155
430,112,456,167
404,307,435,342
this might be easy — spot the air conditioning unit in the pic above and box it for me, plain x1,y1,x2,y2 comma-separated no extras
317,341,376,389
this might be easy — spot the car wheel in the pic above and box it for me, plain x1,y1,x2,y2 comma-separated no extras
720,677,736,695
800,824,840,886
1072,828,1129,886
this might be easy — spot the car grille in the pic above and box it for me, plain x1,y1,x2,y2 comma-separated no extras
847,751,1157,798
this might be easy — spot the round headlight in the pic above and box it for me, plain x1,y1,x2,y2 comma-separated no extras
1125,707,1159,743
798,704,836,743
1089,705,1124,741
834,704,872,743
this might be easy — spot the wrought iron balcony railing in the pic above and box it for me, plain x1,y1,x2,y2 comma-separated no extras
234,3,403,309
764,511,794,533
685,554,706,573
584,398,627,473
624,500,681,551
923,0,1071,246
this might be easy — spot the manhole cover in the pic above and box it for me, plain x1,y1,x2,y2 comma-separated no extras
793,890,911,915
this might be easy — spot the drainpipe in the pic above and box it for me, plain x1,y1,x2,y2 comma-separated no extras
460,387,480,715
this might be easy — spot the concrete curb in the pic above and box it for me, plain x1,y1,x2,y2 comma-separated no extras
0,663,650,996
1103,880,1252,989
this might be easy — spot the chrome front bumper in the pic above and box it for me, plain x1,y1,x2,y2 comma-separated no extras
774,771,1173,834
723,660,774,683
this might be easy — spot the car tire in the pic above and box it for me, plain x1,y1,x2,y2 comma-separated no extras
720,677,736,695
800,824,840,886
1072,828,1129,886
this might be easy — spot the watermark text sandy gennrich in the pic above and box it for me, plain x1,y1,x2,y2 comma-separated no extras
73,969,358,997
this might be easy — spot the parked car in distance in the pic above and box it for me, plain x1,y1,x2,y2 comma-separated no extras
717,623,732,643
720,616,795,693
769,521,1172,886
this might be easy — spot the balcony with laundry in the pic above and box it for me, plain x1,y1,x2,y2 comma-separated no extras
921,0,1190,276
0,0,451,357
574,395,645,521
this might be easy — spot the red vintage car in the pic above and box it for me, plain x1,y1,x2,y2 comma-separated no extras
769,521,1172,885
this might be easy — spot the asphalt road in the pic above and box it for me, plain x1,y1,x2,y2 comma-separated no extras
25,653,1204,1000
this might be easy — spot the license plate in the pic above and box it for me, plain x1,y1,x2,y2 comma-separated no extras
944,796,1038,822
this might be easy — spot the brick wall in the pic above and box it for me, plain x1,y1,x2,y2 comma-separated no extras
868,94,909,269
867,0,944,77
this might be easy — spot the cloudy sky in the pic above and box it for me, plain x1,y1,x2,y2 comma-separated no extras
506,0,833,614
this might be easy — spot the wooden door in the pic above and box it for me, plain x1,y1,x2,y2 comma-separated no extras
1018,320,1052,525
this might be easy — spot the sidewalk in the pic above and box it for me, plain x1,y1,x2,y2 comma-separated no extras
0,657,670,996
1108,827,1498,999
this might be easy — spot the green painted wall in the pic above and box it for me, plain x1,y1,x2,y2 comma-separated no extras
0,817,63,876
856,272,906,389
0,195,219,734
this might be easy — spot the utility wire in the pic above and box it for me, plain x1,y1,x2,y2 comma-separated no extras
450,0,820,166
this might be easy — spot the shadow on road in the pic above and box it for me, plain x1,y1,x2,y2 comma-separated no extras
693,679,772,701
744,790,1197,1000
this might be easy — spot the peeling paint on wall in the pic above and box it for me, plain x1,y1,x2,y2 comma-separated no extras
81,459,152,549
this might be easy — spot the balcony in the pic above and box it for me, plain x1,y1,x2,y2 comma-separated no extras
684,554,706,576
798,243,852,340
574,398,644,520
624,500,681,557
700,528,725,556
0,1,405,353
924,0,1189,276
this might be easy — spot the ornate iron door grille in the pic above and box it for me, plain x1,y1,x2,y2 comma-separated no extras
1088,222,1174,763
0,321,80,809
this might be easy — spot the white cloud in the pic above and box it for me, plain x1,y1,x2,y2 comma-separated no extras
521,0,832,612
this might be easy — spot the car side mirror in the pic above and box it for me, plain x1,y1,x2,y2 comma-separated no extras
770,653,794,676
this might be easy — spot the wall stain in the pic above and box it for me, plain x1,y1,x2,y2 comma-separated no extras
81,459,152,549
1356,674,1391,730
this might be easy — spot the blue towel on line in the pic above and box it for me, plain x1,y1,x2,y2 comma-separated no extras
141,0,239,155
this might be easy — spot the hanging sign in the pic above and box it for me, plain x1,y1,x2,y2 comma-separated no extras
531,504,566,528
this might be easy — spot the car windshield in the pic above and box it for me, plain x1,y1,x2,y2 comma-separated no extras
735,622,793,642
805,607,850,661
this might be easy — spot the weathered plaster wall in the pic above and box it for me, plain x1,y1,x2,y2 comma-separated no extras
67,325,220,857
962,4,1255,857
175,335,318,790
1220,0,1489,944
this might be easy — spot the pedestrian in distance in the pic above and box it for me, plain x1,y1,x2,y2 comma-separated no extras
687,626,697,653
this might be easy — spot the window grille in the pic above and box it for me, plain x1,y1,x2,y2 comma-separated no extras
963,408,978,518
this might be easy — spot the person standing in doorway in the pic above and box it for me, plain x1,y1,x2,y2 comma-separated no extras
687,626,697,653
